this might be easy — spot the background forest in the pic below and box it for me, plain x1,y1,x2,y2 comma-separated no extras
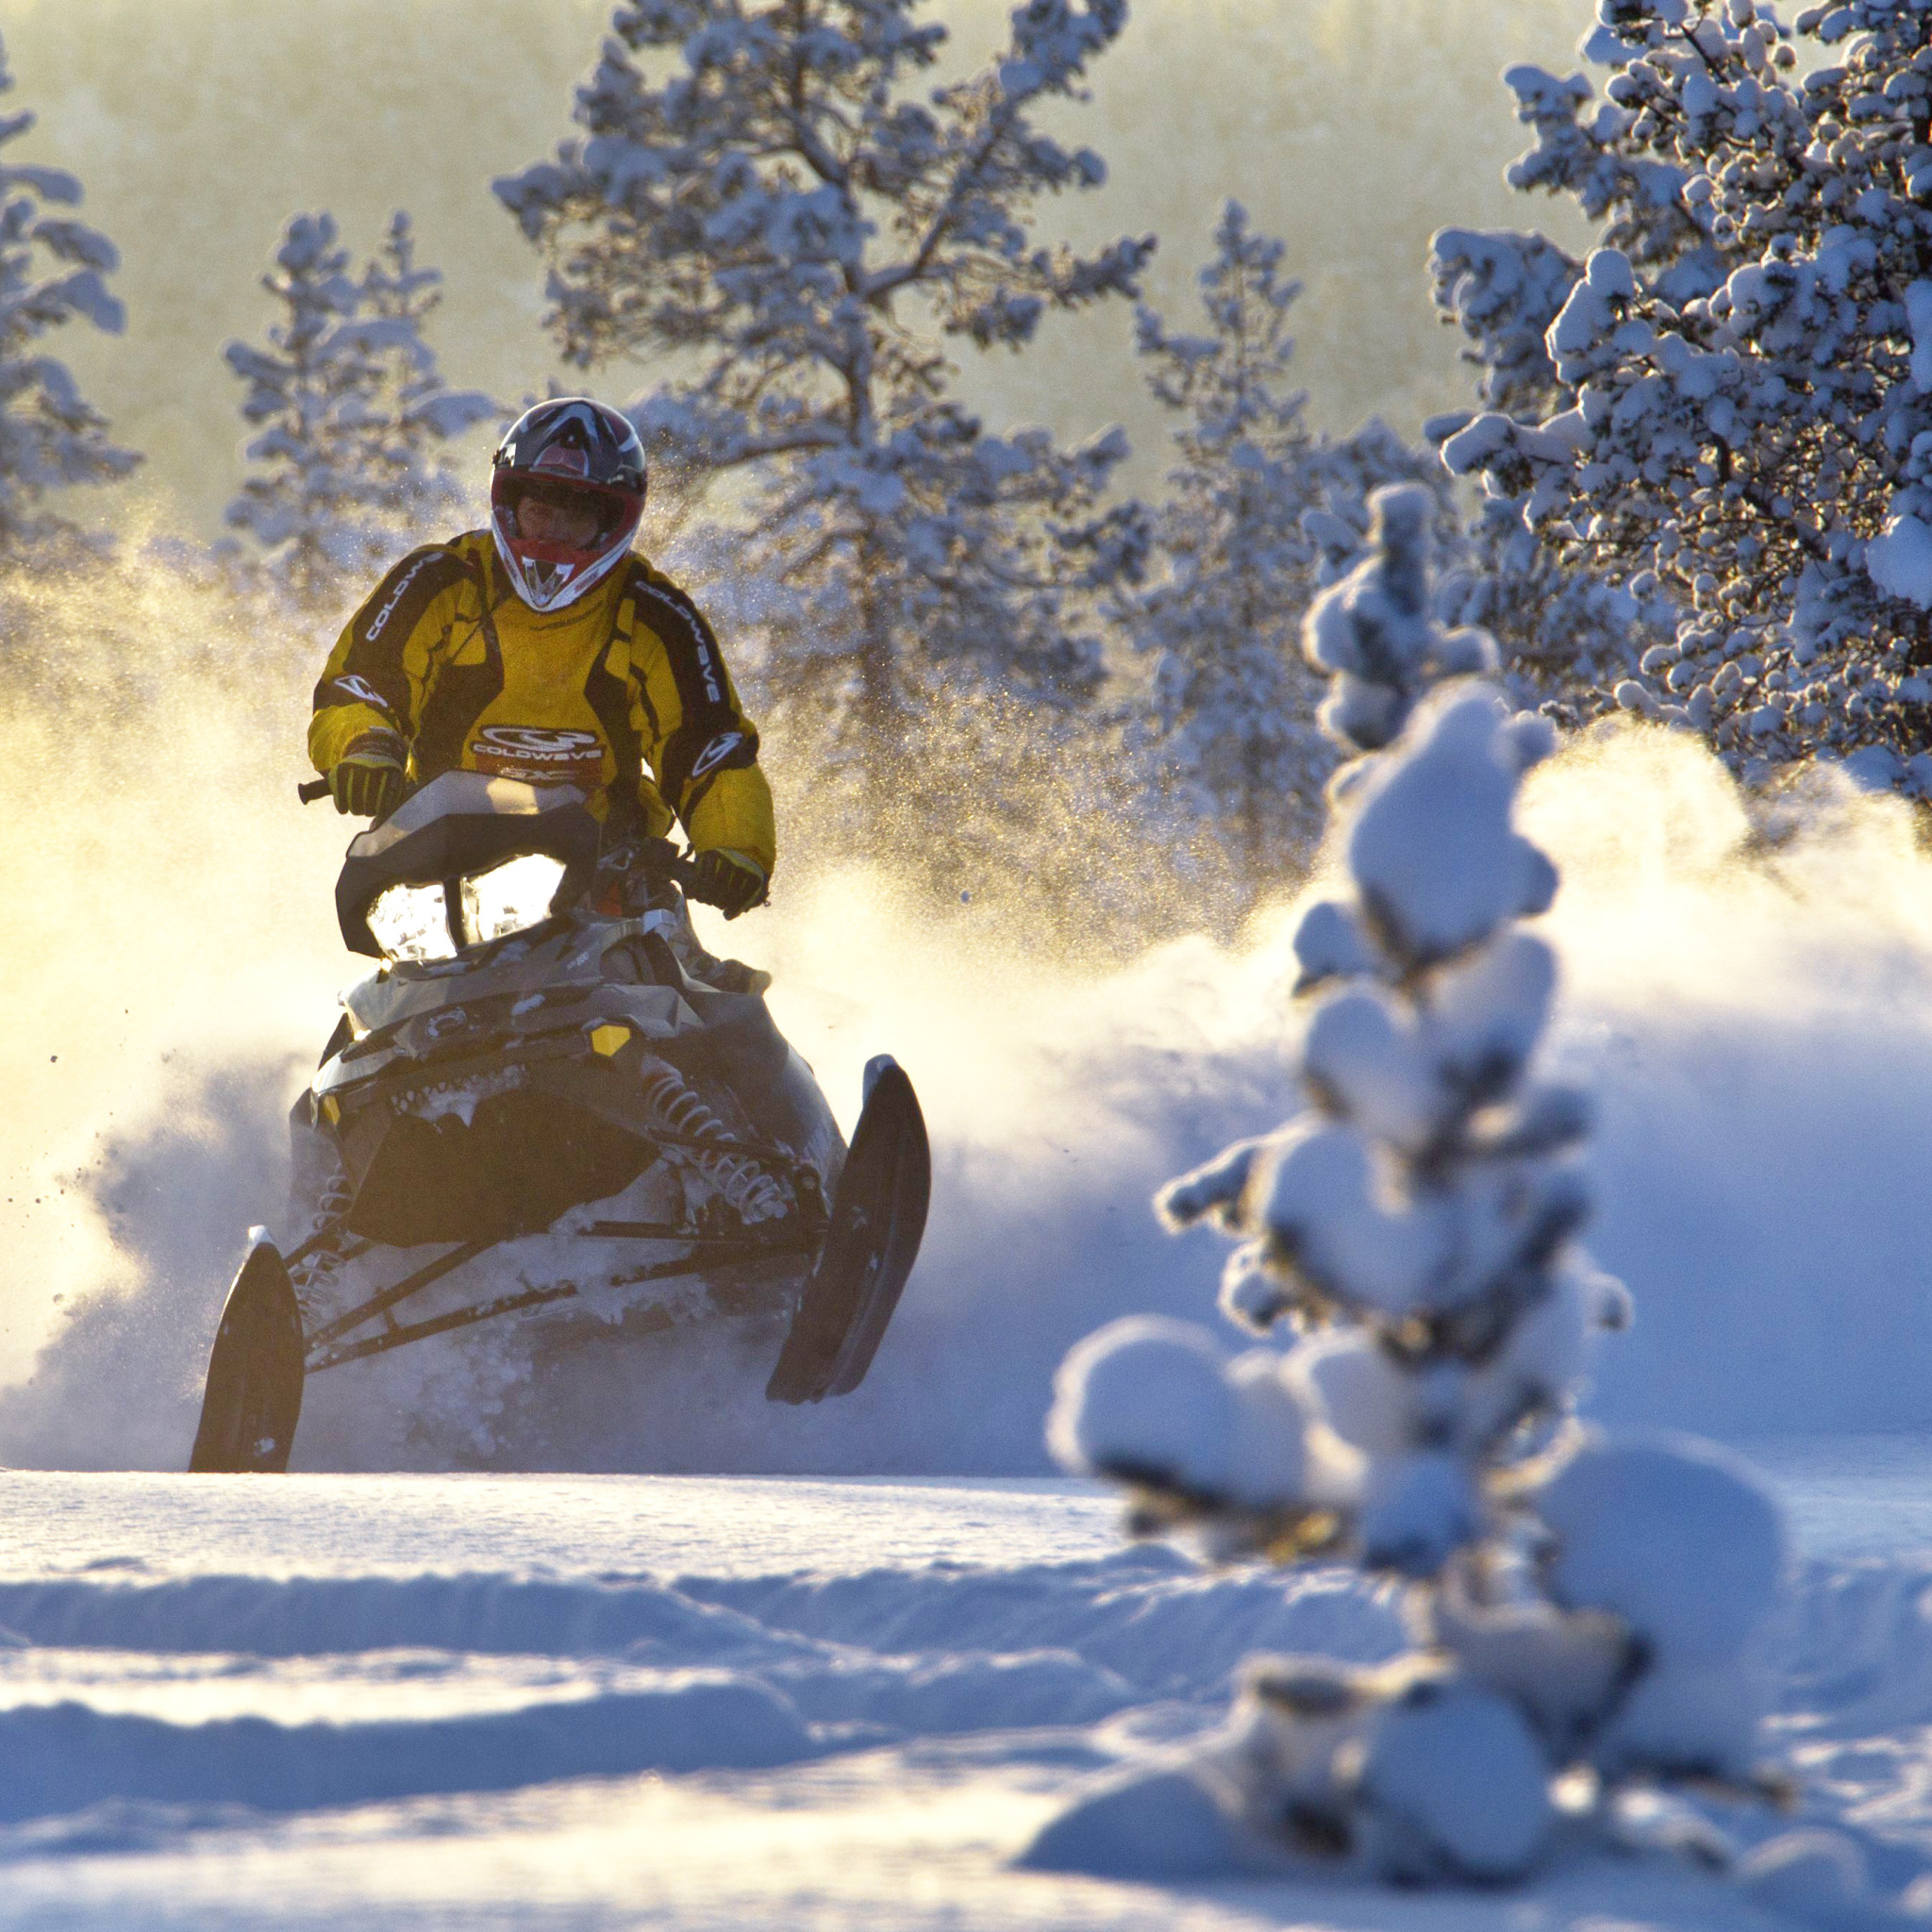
2,0,1818,947
11,0,1926,950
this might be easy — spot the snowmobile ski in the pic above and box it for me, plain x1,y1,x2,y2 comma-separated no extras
766,1058,930,1405
188,1238,306,1474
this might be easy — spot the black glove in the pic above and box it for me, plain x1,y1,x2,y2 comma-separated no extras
329,735,407,819
688,847,768,920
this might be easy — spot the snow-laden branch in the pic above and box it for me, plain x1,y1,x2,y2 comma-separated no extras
1431,0,1932,791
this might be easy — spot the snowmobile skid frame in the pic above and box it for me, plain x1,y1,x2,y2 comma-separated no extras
188,1058,929,1474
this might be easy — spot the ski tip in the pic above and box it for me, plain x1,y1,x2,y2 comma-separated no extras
861,1054,901,1107
188,1240,307,1475
766,1058,931,1406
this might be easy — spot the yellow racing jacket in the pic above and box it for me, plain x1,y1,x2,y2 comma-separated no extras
308,531,774,875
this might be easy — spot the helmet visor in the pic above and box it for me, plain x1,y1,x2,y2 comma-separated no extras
494,475,637,555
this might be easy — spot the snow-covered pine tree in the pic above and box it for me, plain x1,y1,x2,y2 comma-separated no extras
1431,1,1932,793
225,211,493,609
1122,203,1447,928
494,0,1152,846
1031,485,1790,1889
355,212,501,531
0,31,139,558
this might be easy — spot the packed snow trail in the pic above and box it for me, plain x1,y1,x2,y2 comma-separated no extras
0,1460,1930,1928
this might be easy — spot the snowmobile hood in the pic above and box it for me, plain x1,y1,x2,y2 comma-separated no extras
337,772,603,958
340,908,689,1038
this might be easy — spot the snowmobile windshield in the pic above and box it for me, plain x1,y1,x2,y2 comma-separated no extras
336,772,603,958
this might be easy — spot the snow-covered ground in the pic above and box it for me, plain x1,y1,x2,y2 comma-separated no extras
0,1452,1929,1929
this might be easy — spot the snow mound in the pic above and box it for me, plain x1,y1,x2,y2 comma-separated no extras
0,1674,809,1824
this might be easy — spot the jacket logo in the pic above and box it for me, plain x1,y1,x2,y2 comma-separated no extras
689,730,745,781
364,554,436,641
327,674,393,712
469,725,605,783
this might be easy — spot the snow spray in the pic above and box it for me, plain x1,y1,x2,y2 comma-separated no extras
8,553,1932,1466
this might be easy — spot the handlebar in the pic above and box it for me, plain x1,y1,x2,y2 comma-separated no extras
302,770,705,903
602,837,704,896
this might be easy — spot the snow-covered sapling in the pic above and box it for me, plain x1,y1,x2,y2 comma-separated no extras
1037,484,1790,1888
1299,483,1498,782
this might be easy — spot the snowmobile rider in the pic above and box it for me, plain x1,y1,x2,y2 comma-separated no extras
308,396,774,920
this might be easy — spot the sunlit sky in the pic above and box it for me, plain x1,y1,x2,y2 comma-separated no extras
5,0,1593,536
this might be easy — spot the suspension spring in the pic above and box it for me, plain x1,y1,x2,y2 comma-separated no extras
289,1161,358,1312
639,1060,789,1224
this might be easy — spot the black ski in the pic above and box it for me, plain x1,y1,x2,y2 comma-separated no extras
188,1241,307,1474
766,1058,930,1405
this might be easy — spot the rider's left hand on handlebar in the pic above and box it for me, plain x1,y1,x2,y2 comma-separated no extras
688,848,768,920
328,734,407,819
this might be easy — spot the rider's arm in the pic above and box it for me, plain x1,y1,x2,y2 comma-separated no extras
627,563,776,879
308,544,473,775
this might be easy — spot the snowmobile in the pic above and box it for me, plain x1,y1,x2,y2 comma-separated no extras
188,770,930,1474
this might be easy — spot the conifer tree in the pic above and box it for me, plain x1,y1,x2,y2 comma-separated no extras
1432,1,1932,791
1124,204,1445,923
1432,482,1670,727
225,211,494,608
1034,487,1790,1888
356,212,501,529
0,32,139,558
495,0,1153,834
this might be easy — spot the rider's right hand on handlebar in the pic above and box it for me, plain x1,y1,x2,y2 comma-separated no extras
689,848,768,920
328,734,407,819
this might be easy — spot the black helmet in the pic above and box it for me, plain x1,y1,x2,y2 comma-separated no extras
490,397,648,611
